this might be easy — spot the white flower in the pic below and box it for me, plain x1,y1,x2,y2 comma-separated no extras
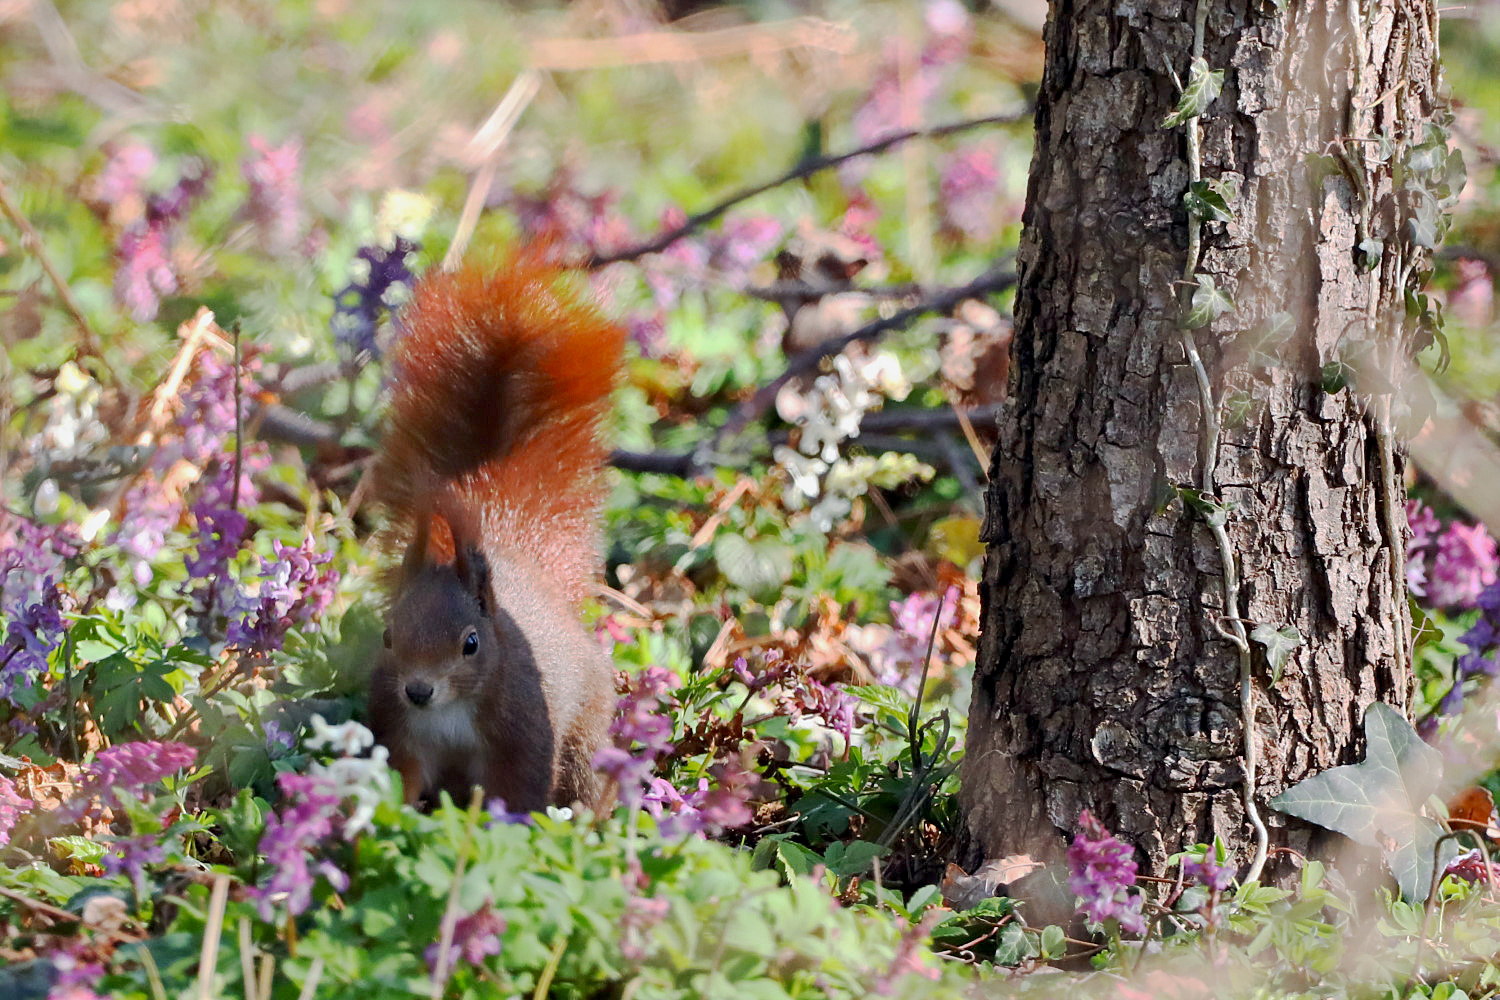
375,189,435,243
313,746,391,838
80,508,111,543
546,805,574,822
857,351,911,401
305,714,375,756
774,445,826,502
808,494,852,533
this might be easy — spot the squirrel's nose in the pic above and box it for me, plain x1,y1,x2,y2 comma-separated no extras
404,680,434,707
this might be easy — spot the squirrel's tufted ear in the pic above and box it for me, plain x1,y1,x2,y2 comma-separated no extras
399,515,433,583
455,543,491,616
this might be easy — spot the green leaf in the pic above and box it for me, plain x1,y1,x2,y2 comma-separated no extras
1186,274,1235,328
821,840,888,879
1183,179,1234,222
713,534,794,601
1162,58,1225,128
1250,623,1302,681
1358,238,1384,272
749,836,819,881
1269,702,1456,899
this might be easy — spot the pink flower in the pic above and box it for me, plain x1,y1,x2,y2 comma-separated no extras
425,900,505,972
114,222,177,321
1429,521,1499,609
593,668,680,807
1449,258,1494,329
0,774,30,846
93,142,157,207
939,145,1001,242
242,135,304,252
79,741,196,806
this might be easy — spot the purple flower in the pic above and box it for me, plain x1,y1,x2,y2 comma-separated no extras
1,515,80,693
242,135,303,252
425,901,505,972
226,536,340,656
1067,809,1146,934
509,172,632,258
1433,578,1500,719
46,942,104,1000
0,774,31,846
113,346,264,589
593,668,680,807
249,771,348,919
2,581,68,696
891,587,958,639
1182,854,1234,892
79,741,197,807
101,833,166,881
485,798,533,826
1445,848,1497,884
643,760,753,838
1429,521,1499,609
774,671,858,748
332,238,419,360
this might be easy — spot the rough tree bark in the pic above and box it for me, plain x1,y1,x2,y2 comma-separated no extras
960,0,1443,878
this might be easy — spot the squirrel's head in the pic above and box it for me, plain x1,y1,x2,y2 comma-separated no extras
379,517,500,711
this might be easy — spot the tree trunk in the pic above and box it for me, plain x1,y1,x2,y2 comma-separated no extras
960,0,1442,879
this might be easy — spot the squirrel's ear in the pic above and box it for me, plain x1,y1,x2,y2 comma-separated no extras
399,516,432,582
455,544,491,616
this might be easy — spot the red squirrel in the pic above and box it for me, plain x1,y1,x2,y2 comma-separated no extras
366,253,623,813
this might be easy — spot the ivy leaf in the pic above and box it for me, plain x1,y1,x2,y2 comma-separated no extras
1174,486,1230,528
1162,58,1225,128
1321,360,1353,394
1183,180,1234,222
1222,389,1255,429
1244,312,1295,370
1186,274,1235,328
1408,192,1440,249
1250,622,1302,681
1269,703,1456,899
1358,238,1384,273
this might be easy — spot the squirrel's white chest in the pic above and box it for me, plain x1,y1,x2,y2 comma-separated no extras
407,701,481,754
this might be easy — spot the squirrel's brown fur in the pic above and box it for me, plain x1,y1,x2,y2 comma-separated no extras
366,252,623,812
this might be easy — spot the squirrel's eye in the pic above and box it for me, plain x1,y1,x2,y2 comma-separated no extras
462,630,479,656
382,628,392,649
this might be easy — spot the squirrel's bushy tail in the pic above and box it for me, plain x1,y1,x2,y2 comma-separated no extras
372,253,625,603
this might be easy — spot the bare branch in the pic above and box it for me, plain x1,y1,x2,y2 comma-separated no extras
0,170,117,383
714,267,1017,445
584,111,1033,269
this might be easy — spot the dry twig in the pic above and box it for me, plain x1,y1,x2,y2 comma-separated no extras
584,111,1032,268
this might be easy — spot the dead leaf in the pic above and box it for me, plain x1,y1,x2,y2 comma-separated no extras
1449,785,1495,832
